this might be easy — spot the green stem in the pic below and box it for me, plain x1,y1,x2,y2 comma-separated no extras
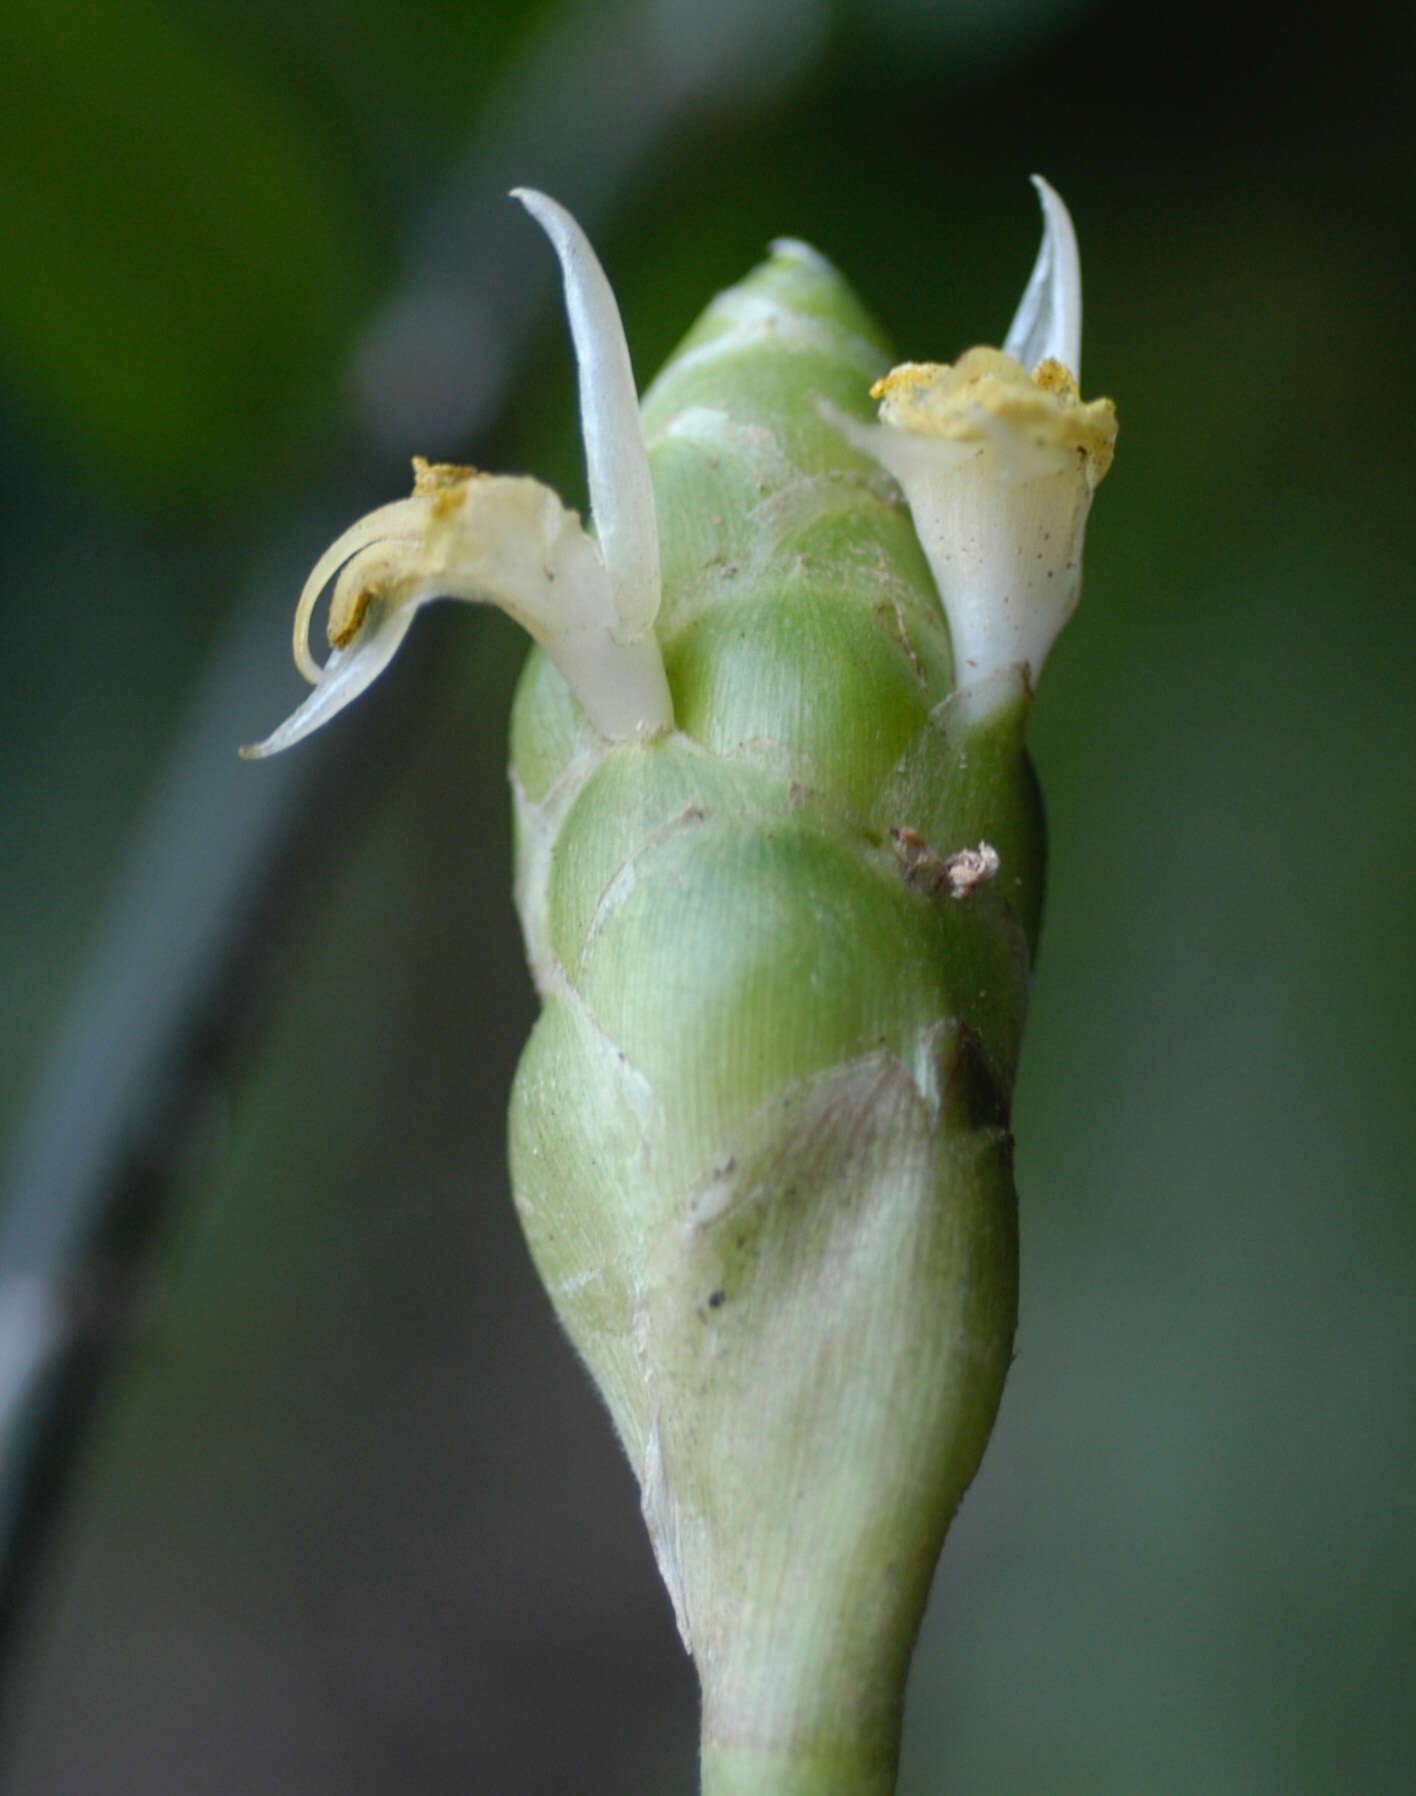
701,1745,898,1796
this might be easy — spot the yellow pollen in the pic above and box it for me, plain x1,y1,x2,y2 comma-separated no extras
411,455,478,494
869,366,924,402
872,349,1117,485
1031,358,1080,401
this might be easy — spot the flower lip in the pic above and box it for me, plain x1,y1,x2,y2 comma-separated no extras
869,349,1115,486
241,457,672,760
818,179,1116,697
242,195,674,759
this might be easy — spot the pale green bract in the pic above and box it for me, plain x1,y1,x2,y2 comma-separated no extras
245,183,1115,1796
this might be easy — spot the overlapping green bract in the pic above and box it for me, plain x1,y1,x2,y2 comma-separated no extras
508,242,1043,1790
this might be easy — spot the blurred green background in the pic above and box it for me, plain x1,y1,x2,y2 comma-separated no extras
1,0,1412,1790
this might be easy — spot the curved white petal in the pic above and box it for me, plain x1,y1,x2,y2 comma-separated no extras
1002,175,1082,381
291,496,429,682
241,602,421,758
512,188,661,639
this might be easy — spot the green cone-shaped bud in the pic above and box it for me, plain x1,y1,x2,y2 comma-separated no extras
245,184,1115,1796
513,247,1038,1795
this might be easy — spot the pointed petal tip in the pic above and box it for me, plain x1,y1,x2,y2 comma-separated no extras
509,186,557,225
1004,174,1083,383
239,605,422,761
511,185,661,639
1027,176,1078,272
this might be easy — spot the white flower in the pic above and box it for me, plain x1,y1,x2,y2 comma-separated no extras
825,177,1116,695
243,192,672,758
